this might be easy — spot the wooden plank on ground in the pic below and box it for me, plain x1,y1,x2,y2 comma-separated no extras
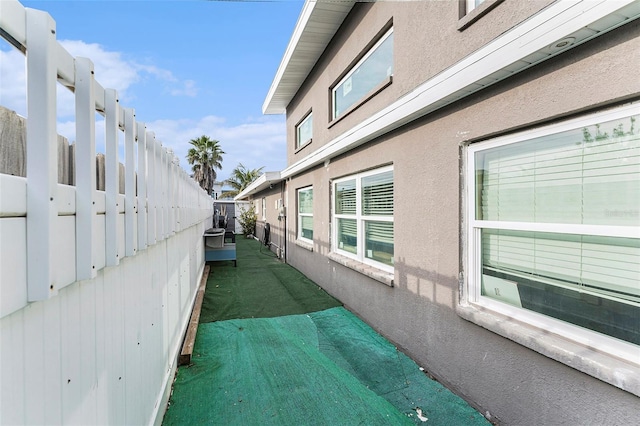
179,264,210,366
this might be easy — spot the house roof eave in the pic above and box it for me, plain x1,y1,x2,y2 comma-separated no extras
234,171,283,201
262,0,355,115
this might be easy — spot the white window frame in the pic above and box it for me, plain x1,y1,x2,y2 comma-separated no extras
261,197,266,221
462,102,640,393
465,0,485,13
332,165,394,273
332,27,393,121
296,112,313,150
297,186,313,243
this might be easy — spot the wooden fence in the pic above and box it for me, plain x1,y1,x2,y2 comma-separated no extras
0,1,213,424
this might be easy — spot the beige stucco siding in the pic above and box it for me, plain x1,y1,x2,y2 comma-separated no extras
283,7,640,424
286,0,554,164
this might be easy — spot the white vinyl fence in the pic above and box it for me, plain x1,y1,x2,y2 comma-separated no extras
0,1,213,424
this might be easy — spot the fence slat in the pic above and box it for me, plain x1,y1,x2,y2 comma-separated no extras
147,132,157,246
161,146,168,240
26,8,57,301
105,88,119,266
157,139,164,241
75,56,97,280
124,108,136,257
136,124,148,251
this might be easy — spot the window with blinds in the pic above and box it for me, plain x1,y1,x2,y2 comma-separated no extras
469,108,639,346
333,166,394,271
297,187,313,242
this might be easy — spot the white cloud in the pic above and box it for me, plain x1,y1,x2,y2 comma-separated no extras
0,39,198,119
170,80,198,97
147,115,286,182
0,39,285,182
61,40,141,99
0,47,27,116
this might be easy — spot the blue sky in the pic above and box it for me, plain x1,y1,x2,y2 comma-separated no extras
0,0,303,182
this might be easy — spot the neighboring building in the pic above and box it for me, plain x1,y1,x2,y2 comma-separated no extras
238,1,640,423
237,172,286,255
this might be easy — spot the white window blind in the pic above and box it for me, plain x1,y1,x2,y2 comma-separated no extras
336,180,356,214
362,170,394,265
298,187,313,241
333,167,394,270
472,111,640,345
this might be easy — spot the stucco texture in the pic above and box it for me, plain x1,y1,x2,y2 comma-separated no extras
281,2,640,425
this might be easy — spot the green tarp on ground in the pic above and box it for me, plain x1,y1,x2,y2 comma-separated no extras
164,309,413,425
164,239,490,425
199,240,342,323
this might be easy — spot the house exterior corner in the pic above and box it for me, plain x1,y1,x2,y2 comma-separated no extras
261,1,640,423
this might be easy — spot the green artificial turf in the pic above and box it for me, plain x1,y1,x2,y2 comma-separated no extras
164,238,490,425
199,238,341,323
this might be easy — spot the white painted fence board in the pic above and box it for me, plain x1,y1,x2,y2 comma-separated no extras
54,215,76,290
0,217,27,317
155,140,163,242
95,190,106,214
79,275,98,424
103,265,126,425
117,193,125,214
0,310,25,425
23,302,46,424
105,88,119,266
75,57,97,281
146,248,165,419
25,8,57,301
57,183,76,215
55,41,75,88
60,282,82,424
0,174,26,217
93,214,106,272
123,249,143,426
180,255,191,313
43,294,63,423
136,124,148,251
118,213,126,259
166,238,179,358
94,275,108,424
124,108,136,257
1,2,214,423
0,0,26,49
147,132,157,246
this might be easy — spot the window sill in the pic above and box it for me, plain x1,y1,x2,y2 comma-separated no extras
458,0,504,31
456,302,640,397
295,239,313,252
328,76,393,129
295,139,312,155
328,252,394,287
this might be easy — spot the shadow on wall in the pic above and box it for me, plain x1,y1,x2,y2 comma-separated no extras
285,225,457,309
0,106,127,192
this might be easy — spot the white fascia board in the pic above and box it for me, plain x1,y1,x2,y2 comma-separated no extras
263,0,318,115
281,0,640,179
263,0,355,114
234,172,282,201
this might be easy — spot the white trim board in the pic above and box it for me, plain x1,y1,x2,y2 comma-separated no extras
280,0,640,179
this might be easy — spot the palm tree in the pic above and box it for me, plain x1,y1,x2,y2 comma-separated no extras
186,135,224,195
221,163,264,199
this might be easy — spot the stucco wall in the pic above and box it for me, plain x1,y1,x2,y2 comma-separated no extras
285,0,554,165
283,5,640,425
250,182,287,257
